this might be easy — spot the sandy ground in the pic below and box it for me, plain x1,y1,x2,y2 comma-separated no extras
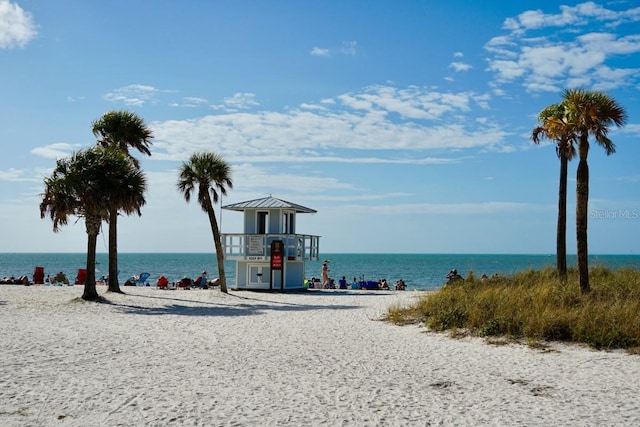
1,286,638,426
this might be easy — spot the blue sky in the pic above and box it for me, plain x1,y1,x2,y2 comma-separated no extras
1,0,639,254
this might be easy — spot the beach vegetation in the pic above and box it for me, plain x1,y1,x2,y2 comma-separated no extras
532,102,577,282
40,147,147,301
177,152,233,293
92,110,153,293
385,266,640,352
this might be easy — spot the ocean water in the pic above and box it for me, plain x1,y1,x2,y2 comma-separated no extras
2,253,640,291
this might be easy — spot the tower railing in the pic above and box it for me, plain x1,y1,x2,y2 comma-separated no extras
221,233,320,261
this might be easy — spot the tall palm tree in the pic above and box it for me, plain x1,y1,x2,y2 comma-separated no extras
532,103,577,282
92,110,153,293
561,89,627,293
177,152,233,293
40,147,146,301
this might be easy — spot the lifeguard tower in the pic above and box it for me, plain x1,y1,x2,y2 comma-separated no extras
221,196,320,290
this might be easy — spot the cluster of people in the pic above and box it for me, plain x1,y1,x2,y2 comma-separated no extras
155,271,220,290
0,275,30,285
307,259,408,291
445,269,499,286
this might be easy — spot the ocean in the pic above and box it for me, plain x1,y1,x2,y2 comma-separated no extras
2,253,640,291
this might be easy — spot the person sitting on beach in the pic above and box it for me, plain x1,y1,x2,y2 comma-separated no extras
351,277,359,290
379,278,389,290
179,276,192,289
194,271,209,289
54,271,69,285
445,269,464,285
338,276,348,289
395,279,406,291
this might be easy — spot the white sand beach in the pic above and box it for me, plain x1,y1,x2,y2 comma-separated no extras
1,286,639,426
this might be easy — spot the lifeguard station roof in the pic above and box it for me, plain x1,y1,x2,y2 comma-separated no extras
222,196,317,213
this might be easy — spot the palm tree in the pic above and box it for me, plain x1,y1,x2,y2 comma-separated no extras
40,147,146,301
177,152,233,293
532,103,577,282
561,89,627,293
92,110,153,293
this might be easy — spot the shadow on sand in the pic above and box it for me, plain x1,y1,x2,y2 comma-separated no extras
96,289,372,317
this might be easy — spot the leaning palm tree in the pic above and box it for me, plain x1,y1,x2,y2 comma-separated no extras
532,103,577,282
177,152,233,293
561,89,627,293
40,147,146,300
92,110,153,293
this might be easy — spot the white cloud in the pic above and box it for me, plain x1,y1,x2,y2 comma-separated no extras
362,201,545,216
0,167,31,181
0,0,37,48
311,40,358,57
148,85,509,164
340,40,357,55
310,47,330,56
501,1,635,33
486,2,640,93
449,61,472,72
104,84,159,106
223,92,259,109
31,142,82,159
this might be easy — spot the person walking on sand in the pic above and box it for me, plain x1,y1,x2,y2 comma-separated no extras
321,260,330,288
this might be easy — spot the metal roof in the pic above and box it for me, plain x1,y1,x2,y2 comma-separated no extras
222,196,317,213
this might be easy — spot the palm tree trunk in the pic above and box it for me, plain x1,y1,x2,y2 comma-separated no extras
83,216,101,301
576,139,590,293
107,207,123,293
557,155,568,282
204,194,228,293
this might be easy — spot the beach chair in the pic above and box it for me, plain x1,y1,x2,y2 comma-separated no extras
75,268,87,285
33,266,45,285
156,275,169,289
178,277,192,289
136,272,151,286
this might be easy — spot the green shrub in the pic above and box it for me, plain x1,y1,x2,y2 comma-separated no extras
386,267,640,352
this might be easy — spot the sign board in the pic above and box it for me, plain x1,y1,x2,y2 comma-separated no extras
248,235,265,255
270,240,283,270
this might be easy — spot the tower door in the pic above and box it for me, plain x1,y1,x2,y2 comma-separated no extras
248,264,270,287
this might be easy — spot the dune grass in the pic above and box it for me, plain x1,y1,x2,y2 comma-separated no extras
386,266,640,352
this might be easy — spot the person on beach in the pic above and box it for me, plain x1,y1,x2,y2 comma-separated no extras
395,279,406,290
321,261,330,288
54,271,69,285
445,269,464,285
194,271,208,288
338,276,348,289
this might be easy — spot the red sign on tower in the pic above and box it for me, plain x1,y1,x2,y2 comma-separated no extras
271,240,283,270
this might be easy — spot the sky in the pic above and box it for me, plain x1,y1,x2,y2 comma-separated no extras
1,0,639,255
